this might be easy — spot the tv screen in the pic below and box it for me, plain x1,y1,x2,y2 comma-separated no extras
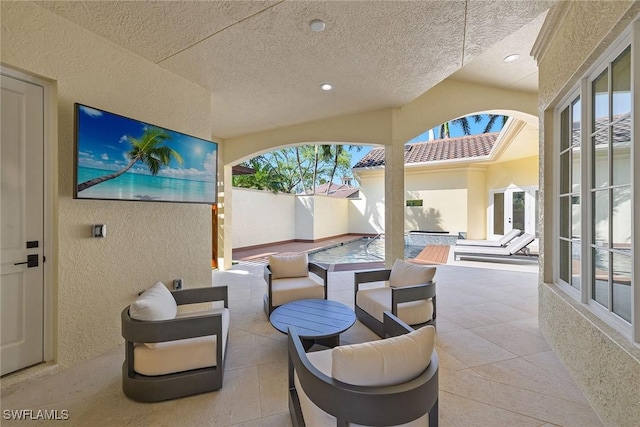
74,103,217,204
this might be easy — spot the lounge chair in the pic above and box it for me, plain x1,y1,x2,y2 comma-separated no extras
454,232,535,260
455,228,521,247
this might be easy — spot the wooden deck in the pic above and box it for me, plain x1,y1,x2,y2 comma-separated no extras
409,244,450,265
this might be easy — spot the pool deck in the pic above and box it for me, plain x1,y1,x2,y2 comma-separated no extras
232,234,366,266
233,235,450,270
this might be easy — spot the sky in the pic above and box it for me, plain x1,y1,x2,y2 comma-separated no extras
348,114,506,168
76,105,217,181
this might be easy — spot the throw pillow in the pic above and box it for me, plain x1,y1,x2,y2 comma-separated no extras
129,282,177,321
269,253,309,279
388,259,436,288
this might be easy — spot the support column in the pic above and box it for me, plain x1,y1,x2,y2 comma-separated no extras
219,164,233,270
384,109,406,267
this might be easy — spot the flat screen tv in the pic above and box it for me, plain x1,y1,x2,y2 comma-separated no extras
74,103,217,204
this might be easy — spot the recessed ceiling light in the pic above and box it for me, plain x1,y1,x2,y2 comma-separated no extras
310,19,326,32
503,54,520,63
321,83,333,91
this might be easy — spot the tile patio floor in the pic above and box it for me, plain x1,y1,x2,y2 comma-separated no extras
0,262,603,426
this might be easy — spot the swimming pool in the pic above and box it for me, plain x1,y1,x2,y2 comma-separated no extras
308,232,460,265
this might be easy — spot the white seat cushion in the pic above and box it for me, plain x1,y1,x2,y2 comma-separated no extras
271,276,324,307
356,287,433,325
269,253,309,279
134,307,229,376
294,328,434,427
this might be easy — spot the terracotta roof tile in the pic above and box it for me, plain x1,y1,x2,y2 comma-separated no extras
353,132,499,168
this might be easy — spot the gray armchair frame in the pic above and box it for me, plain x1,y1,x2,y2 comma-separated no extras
288,312,439,426
354,269,436,337
263,262,328,316
122,286,228,402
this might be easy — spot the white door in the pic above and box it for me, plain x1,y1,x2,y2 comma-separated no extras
490,187,538,238
1,74,45,375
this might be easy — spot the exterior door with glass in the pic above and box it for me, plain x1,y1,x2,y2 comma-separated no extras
490,187,538,238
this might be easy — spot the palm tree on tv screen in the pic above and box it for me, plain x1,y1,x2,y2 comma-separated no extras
77,127,183,192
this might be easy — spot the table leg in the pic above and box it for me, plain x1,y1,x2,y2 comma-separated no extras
314,335,340,349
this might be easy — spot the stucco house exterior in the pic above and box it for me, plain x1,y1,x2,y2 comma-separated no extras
351,119,539,240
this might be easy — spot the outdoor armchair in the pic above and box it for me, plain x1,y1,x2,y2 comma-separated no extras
288,311,439,426
121,283,229,402
354,259,436,337
264,252,328,316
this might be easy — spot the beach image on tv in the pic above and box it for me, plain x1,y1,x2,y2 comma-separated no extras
75,105,217,204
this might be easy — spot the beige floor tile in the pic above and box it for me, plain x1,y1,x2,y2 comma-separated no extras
435,346,469,371
437,329,518,367
439,367,495,402
257,360,289,417
231,411,292,427
489,382,604,427
470,323,551,356
1,349,121,408
440,390,545,427
523,350,576,383
472,358,589,404
434,316,466,333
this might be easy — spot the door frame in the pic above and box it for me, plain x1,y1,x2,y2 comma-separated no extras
1,66,55,364
488,185,538,239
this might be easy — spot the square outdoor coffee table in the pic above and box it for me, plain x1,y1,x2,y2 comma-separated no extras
270,299,356,351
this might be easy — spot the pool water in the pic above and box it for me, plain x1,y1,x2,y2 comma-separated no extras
308,237,428,265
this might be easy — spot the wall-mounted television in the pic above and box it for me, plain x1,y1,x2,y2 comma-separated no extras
74,103,217,204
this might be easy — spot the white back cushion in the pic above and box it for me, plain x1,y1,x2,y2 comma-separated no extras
332,325,436,386
269,252,309,279
388,259,436,288
129,282,177,321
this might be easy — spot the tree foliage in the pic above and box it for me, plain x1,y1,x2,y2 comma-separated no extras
439,114,508,139
232,145,359,194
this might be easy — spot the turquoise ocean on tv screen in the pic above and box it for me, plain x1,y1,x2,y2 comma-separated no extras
77,167,215,203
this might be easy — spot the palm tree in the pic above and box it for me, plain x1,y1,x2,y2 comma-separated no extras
77,127,183,192
439,114,508,138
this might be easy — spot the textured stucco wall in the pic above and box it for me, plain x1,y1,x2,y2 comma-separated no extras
232,188,296,248
1,2,213,368
537,2,640,426
312,195,349,240
465,169,487,239
405,168,468,234
486,156,539,190
349,172,385,234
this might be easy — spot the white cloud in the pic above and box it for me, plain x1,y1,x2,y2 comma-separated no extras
101,153,109,160
119,135,129,144
203,151,217,173
79,106,103,118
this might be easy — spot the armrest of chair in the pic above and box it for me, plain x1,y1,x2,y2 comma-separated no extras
390,281,436,322
171,286,228,308
354,269,391,292
288,326,439,426
383,311,414,337
390,281,436,315
121,307,224,344
308,262,328,283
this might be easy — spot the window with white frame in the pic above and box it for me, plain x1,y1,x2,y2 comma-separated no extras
556,27,636,341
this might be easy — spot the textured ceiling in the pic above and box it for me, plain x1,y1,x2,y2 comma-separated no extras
37,1,554,138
